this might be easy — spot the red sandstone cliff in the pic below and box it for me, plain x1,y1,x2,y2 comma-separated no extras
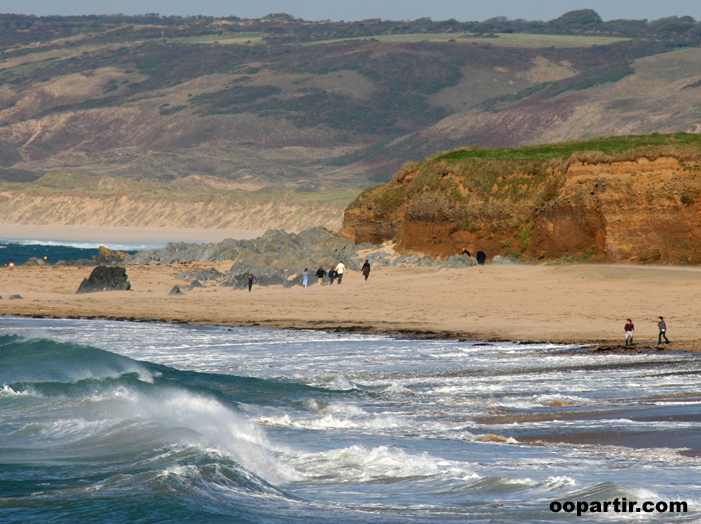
341,140,701,264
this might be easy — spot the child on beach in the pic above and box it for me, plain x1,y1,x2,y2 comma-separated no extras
624,319,634,346
328,266,337,285
302,268,309,288
316,266,326,286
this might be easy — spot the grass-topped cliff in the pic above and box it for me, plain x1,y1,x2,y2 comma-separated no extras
342,133,701,264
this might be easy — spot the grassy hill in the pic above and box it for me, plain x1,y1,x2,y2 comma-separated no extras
2,12,701,231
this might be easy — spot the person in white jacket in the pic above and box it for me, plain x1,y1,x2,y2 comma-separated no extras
335,261,346,284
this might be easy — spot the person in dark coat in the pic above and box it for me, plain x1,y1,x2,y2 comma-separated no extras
316,266,327,286
361,260,371,281
462,248,471,256
476,250,486,265
654,316,669,344
248,273,255,292
328,266,337,285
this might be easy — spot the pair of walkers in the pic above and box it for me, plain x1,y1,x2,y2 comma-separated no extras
302,261,347,287
624,316,669,346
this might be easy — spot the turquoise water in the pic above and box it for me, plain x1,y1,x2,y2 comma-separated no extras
1,317,700,523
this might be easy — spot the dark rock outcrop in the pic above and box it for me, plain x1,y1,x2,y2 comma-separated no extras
9,295,22,300
168,285,186,296
76,266,132,294
124,228,361,270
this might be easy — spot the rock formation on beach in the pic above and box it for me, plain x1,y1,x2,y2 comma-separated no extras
342,133,701,264
76,266,132,294
124,227,484,290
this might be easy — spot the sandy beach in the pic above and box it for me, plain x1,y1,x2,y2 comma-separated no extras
1,261,700,349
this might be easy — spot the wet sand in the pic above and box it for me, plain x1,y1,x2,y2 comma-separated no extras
1,262,700,349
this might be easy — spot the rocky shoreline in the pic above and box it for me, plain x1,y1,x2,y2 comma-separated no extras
122,227,487,290
21,228,527,292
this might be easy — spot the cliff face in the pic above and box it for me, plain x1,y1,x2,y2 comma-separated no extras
341,136,701,264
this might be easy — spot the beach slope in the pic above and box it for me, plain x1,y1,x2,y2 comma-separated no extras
0,263,699,348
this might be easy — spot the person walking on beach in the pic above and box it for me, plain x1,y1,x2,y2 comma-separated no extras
476,251,486,265
302,268,309,288
328,265,337,285
248,273,255,292
362,260,371,281
316,266,326,286
654,316,670,344
336,261,346,284
624,319,634,347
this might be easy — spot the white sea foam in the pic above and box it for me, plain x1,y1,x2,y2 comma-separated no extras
257,410,405,432
285,445,478,483
383,382,413,395
0,385,24,395
1,239,158,251
540,475,578,490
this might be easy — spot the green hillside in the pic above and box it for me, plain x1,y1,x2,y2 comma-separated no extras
1,11,701,199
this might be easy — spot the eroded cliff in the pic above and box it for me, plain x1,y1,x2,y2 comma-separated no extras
341,134,701,264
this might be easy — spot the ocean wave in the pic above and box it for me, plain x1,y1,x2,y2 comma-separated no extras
0,335,299,490
283,444,478,484
0,335,155,384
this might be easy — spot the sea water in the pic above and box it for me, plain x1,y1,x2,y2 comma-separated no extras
1,317,699,523
0,240,152,266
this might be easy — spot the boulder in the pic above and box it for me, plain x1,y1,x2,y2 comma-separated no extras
24,257,48,266
99,246,130,261
76,266,132,294
442,255,477,268
190,268,224,281
9,295,22,300
491,255,529,265
91,246,130,265
168,285,186,296
187,279,203,290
